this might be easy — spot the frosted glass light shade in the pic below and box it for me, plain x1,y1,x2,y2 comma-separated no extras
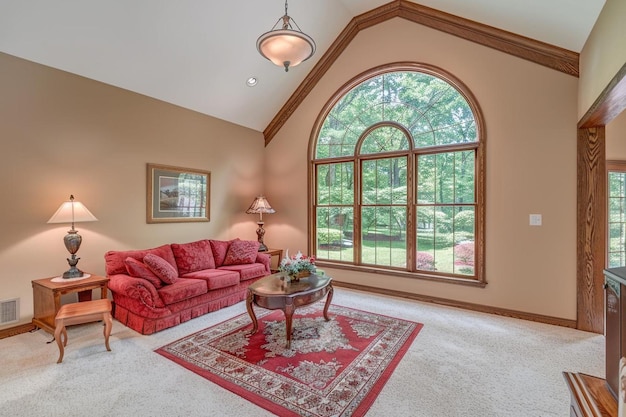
256,0,315,72
257,29,315,71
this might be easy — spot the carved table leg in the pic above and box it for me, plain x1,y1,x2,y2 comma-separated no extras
284,299,295,349
246,290,258,335
323,284,334,321
103,311,112,352
54,320,68,364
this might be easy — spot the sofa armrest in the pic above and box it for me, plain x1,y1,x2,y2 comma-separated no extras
256,253,271,274
108,274,165,308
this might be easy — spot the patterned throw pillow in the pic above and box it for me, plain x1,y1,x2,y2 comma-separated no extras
143,253,178,284
124,257,163,289
223,240,260,265
209,238,239,267
171,240,216,275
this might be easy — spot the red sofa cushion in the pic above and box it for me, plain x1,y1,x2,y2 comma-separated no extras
182,269,240,290
171,239,216,275
124,257,163,289
104,244,178,276
218,263,268,281
144,253,178,284
157,278,207,305
223,240,260,265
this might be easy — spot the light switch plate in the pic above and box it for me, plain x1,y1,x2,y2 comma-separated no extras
529,214,542,226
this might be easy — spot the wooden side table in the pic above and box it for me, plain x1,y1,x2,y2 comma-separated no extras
263,248,284,273
32,274,109,335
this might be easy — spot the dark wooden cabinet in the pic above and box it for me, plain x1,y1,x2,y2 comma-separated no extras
562,372,617,417
604,266,626,398
562,268,626,416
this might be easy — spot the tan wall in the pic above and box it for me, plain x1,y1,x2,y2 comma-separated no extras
265,18,579,319
579,0,626,119
0,52,265,328
607,110,626,159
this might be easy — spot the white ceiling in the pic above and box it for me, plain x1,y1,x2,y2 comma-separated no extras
0,0,606,133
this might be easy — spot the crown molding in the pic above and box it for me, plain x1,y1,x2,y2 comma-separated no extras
264,0,579,145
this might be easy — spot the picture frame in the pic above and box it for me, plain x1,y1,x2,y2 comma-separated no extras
147,163,210,223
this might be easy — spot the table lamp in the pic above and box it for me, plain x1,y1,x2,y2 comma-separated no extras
246,196,275,252
48,195,98,278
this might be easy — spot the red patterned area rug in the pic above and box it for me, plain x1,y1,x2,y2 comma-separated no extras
156,303,423,417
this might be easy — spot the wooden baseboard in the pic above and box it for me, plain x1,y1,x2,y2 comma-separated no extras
0,283,577,338
333,280,578,329
0,323,36,339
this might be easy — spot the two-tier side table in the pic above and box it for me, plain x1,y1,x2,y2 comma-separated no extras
263,248,284,273
31,274,109,335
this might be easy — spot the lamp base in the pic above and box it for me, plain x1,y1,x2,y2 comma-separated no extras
256,221,268,252
62,267,84,279
62,254,84,279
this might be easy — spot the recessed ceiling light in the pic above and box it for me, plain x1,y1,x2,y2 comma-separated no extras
246,77,258,87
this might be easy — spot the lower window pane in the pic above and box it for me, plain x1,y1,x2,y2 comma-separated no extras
361,206,406,267
416,205,475,275
316,207,354,262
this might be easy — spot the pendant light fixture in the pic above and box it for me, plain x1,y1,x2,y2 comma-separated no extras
256,0,316,72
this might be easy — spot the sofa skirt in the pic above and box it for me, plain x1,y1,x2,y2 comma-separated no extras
112,277,262,335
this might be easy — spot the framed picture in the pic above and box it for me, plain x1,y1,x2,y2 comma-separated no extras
147,163,210,223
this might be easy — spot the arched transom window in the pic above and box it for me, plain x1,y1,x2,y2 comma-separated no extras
310,63,485,284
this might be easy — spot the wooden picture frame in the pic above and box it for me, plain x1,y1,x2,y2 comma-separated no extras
147,163,210,223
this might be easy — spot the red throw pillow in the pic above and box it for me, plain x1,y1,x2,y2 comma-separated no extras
143,253,178,284
209,238,239,267
223,240,260,265
171,240,216,275
124,257,163,289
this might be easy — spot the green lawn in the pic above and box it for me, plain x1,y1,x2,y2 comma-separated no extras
317,238,466,273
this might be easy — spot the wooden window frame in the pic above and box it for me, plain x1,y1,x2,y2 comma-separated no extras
308,62,486,287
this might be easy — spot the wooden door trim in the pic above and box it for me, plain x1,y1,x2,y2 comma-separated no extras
576,63,626,333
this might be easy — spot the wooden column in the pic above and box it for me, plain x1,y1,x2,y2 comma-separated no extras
577,126,606,333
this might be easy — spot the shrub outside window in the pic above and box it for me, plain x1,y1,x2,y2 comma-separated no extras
310,63,485,284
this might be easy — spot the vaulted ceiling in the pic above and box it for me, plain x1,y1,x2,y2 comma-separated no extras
0,0,605,137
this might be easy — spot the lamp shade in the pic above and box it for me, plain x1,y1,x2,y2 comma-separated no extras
246,196,275,215
48,195,98,225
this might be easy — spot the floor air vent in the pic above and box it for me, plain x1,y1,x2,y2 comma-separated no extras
0,298,19,325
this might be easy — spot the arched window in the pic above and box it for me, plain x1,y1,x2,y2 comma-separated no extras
310,63,485,284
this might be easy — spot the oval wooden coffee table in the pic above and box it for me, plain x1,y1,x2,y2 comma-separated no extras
246,272,333,349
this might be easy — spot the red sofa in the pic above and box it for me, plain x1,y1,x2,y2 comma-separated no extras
104,239,270,334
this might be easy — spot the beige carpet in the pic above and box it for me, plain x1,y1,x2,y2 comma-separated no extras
0,288,603,416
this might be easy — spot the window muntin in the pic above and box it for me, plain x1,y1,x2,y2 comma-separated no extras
608,165,626,268
316,162,355,262
311,64,484,283
360,125,410,155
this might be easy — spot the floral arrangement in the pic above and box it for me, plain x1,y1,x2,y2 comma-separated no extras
279,250,316,278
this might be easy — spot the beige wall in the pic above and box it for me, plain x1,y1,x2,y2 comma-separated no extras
5,9,615,329
579,0,626,119
607,110,626,159
266,18,579,320
0,52,265,328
